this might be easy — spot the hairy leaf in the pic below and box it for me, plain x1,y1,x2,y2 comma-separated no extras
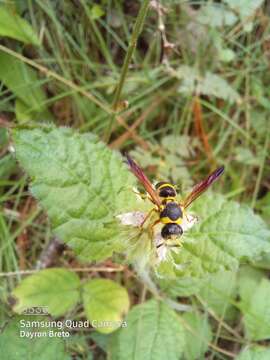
12,268,80,316
83,279,129,334
225,0,263,20
0,316,69,360
236,346,270,360
176,66,240,103
182,312,212,360
238,265,265,304
241,278,270,340
0,6,40,45
157,194,270,278
197,4,237,28
198,271,237,320
13,126,137,261
109,300,185,360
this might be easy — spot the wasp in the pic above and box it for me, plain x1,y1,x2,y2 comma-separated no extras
126,154,224,248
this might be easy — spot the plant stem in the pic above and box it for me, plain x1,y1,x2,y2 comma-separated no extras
105,0,151,142
251,127,270,208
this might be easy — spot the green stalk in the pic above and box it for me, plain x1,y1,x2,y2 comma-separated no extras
104,0,151,142
251,127,270,209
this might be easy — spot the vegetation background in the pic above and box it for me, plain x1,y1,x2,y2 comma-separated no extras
0,0,270,359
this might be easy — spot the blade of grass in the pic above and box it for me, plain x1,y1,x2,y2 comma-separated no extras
0,45,112,115
105,0,151,142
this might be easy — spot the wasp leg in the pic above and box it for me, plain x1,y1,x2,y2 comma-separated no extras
167,238,183,250
140,208,159,227
133,189,157,205
167,243,182,249
156,242,164,249
149,219,161,240
132,189,147,200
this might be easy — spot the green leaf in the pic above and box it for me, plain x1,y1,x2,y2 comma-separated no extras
182,312,212,360
0,52,53,121
176,66,240,103
198,271,237,319
219,48,235,63
83,279,129,334
157,194,270,278
238,265,266,304
159,276,204,297
13,126,137,261
66,334,93,359
198,72,240,103
89,332,109,352
236,346,270,360
234,147,263,166
241,278,270,340
0,316,70,360
109,300,185,360
0,6,40,45
225,0,264,20
90,4,105,20
12,268,80,316
197,4,237,28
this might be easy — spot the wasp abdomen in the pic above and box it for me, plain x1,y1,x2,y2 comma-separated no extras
161,223,183,239
160,202,182,222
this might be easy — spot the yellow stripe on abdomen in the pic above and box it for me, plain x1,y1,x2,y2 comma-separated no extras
160,216,183,225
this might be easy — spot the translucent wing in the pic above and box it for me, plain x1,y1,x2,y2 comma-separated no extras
126,154,162,208
182,166,224,209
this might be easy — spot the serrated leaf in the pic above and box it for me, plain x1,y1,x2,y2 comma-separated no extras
83,279,129,334
12,268,80,316
109,300,185,360
197,4,237,28
0,6,40,45
236,346,270,360
234,147,262,166
176,66,240,103
198,271,237,319
159,276,205,297
0,316,69,360
13,126,137,261
242,278,270,340
157,194,270,279
182,312,212,360
238,265,265,303
0,52,53,121
130,135,196,188
198,72,240,103
225,0,263,20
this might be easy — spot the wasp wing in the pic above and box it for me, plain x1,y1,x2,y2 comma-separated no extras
182,166,224,209
126,154,162,208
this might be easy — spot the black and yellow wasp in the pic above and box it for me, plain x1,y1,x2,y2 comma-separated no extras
126,154,224,246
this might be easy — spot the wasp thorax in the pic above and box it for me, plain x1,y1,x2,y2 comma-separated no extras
160,202,183,222
161,223,183,239
155,181,177,198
